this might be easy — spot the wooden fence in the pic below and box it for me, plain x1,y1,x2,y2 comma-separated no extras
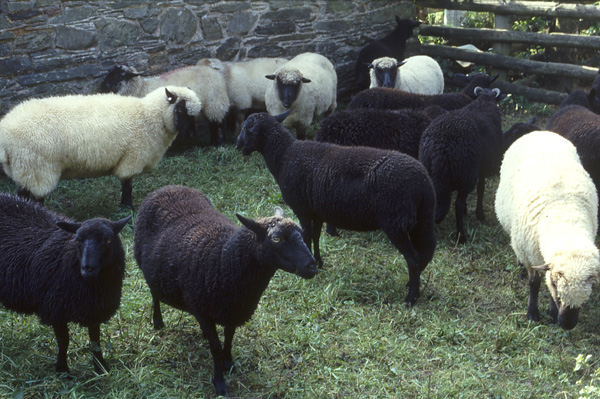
414,0,600,104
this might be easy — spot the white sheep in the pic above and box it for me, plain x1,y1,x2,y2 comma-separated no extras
198,57,288,134
265,52,337,140
100,64,230,146
495,130,600,330
369,55,444,95
0,86,201,208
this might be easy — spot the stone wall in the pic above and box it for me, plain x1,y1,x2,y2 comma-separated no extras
0,0,416,116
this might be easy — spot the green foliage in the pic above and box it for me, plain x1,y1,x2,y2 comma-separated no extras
0,134,598,397
461,11,494,29
512,16,552,33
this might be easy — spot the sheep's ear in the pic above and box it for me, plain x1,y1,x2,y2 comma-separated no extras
236,214,267,241
301,77,311,83
274,207,285,218
265,74,276,80
57,221,81,234
489,74,499,83
165,88,177,104
531,263,550,272
111,215,132,234
274,110,291,123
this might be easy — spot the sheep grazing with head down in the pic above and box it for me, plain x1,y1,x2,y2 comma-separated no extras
265,52,337,140
355,16,422,91
495,131,600,330
198,57,288,134
348,72,498,112
0,87,201,209
133,185,317,396
0,193,131,373
369,55,444,95
100,64,229,146
418,87,504,243
237,111,437,307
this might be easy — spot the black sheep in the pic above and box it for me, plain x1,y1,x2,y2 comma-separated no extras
355,17,421,91
559,88,600,114
348,72,498,112
236,111,437,307
133,185,317,397
0,193,131,374
418,87,504,243
502,117,539,151
546,104,600,193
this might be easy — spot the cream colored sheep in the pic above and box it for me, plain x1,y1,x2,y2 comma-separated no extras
265,52,337,140
100,64,229,146
0,86,201,208
495,130,600,330
369,55,444,95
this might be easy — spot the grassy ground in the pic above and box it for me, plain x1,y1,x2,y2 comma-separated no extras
2,104,600,399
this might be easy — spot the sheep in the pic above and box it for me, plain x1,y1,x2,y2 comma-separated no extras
418,87,504,243
355,17,422,91
133,185,317,396
0,86,201,208
348,72,499,112
0,192,131,373
546,104,600,194
502,117,539,150
559,87,600,113
494,130,599,330
236,111,437,307
198,57,288,135
265,52,337,140
369,55,444,95
100,64,229,146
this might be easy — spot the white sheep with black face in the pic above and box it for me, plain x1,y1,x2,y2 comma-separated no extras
495,130,600,330
0,86,201,208
369,55,444,95
265,52,337,140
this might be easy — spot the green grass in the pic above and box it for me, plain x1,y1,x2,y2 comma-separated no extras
2,109,600,398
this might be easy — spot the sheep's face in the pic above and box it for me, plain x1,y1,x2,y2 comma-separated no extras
237,208,317,279
266,68,311,108
99,65,139,94
237,113,264,155
369,57,399,88
57,216,131,281
543,254,599,330
166,88,201,139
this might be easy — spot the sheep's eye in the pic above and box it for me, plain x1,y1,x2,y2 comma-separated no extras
105,239,112,245
272,236,280,243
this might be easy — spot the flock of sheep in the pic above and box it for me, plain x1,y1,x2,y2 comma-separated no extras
1,15,600,396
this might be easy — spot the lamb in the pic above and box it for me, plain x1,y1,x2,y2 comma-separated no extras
0,192,131,373
495,130,599,330
0,86,201,208
236,111,437,307
348,72,499,112
100,64,229,146
133,185,317,396
418,87,504,243
355,17,422,91
369,55,444,95
198,57,288,134
546,104,600,193
265,52,337,140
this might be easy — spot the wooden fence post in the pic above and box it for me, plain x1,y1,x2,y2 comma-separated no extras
493,14,511,80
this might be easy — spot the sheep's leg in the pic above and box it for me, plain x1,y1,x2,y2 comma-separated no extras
88,324,109,374
311,219,324,267
209,122,225,147
16,187,44,204
454,192,468,244
120,178,133,209
151,292,165,330
295,126,306,141
527,271,542,322
53,323,70,373
196,317,228,396
325,223,339,237
222,325,236,372
298,217,317,264
388,231,421,306
409,224,436,273
475,177,486,221
548,296,559,324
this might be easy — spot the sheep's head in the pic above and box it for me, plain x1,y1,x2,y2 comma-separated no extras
99,65,140,94
473,86,504,102
237,111,290,155
236,207,317,279
266,67,311,108
164,87,202,139
533,250,600,330
57,216,131,281
502,117,538,151
455,73,499,98
369,57,403,88
393,17,422,39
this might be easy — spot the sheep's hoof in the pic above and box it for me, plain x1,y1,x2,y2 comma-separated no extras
92,358,110,375
455,232,468,244
213,377,228,397
527,309,540,322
